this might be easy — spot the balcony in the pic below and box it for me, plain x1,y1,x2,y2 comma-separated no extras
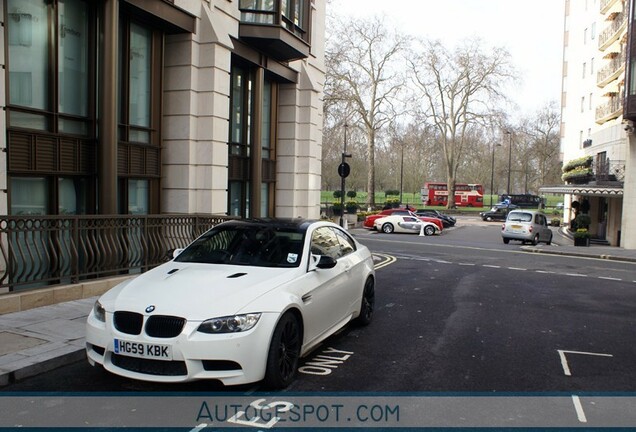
594,156,625,184
595,91,623,123
600,0,621,14
238,0,311,62
598,12,627,51
597,50,626,87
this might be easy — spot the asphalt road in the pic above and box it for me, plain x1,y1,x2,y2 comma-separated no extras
5,221,636,395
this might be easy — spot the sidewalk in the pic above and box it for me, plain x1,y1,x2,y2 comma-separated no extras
2,231,636,388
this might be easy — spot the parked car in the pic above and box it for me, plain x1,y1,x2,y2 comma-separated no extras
480,204,518,222
415,209,456,227
364,208,444,231
501,210,553,245
86,219,375,389
373,215,440,235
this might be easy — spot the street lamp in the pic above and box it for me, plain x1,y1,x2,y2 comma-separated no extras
505,131,513,196
490,143,502,207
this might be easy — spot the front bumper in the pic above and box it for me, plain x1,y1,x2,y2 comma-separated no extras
86,312,279,386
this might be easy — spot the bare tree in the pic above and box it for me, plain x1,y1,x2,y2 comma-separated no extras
407,38,515,209
521,102,562,188
326,15,407,209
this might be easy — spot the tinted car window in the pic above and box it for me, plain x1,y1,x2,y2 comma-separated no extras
175,224,304,267
333,227,356,257
311,226,343,260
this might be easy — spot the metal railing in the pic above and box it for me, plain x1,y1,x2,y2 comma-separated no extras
0,214,234,292
594,157,625,182
598,12,627,49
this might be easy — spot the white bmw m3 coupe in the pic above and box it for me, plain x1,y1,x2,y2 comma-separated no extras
86,219,375,389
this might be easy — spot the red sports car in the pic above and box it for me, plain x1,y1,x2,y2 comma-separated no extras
363,208,444,231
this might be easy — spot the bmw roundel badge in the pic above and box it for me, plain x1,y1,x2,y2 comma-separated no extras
145,305,156,313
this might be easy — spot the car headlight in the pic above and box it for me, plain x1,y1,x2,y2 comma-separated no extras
197,313,261,334
93,301,106,322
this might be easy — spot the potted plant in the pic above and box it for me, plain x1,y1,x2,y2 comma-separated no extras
573,228,591,246
345,200,358,214
331,201,343,216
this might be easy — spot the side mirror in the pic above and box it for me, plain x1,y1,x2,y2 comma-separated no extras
172,248,184,259
308,254,337,271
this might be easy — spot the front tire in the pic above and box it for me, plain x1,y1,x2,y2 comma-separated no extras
355,277,375,326
424,225,436,236
486,216,493,221
503,238,510,244
264,313,301,389
382,223,394,234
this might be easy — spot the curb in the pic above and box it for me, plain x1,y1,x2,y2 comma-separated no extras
0,347,85,387
520,246,636,263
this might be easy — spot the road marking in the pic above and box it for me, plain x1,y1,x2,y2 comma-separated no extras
189,424,208,432
571,396,587,423
557,349,614,376
373,253,397,270
373,252,636,284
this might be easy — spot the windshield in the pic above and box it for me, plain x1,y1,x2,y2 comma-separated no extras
507,212,533,222
174,225,305,267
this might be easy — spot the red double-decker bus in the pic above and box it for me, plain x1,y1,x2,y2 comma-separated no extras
421,182,484,207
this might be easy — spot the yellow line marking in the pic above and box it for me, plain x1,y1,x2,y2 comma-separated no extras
373,253,397,270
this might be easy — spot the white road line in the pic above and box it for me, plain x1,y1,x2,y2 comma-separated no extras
190,424,208,432
598,276,622,281
571,396,587,423
483,265,500,268
558,349,614,376
535,270,555,274
565,273,587,277
458,263,475,266
507,267,527,271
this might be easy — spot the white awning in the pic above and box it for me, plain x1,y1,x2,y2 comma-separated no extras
539,185,623,197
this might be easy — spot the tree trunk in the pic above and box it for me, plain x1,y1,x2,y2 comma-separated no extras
366,129,376,209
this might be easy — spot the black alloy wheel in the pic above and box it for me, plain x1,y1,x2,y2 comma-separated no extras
356,277,375,326
264,313,301,389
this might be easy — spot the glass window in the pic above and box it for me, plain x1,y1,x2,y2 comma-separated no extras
58,0,89,118
310,227,341,259
261,183,269,217
262,79,272,158
10,177,48,215
334,228,356,256
59,177,89,215
129,24,151,132
7,0,49,110
128,179,149,215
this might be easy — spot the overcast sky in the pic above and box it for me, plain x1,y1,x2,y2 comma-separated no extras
327,0,565,118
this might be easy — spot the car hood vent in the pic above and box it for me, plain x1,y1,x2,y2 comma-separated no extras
227,272,247,278
167,268,179,275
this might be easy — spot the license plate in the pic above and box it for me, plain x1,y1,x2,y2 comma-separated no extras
113,339,173,361
511,225,522,229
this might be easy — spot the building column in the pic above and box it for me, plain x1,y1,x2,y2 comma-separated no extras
622,131,636,248
98,0,119,214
